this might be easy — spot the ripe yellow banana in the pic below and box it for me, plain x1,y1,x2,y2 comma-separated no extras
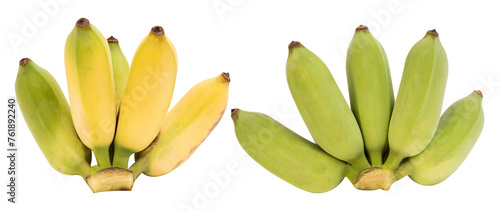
287,41,370,170
107,36,130,110
384,30,448,170
16,58,91,177
133,73,230,176
395,91,484,185
346,25,394,166
232,109,347,193
64,18,116,168
113,26,177,168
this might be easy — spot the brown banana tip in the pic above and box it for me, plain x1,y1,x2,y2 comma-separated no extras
222,72,230,82
107,36,119,43
356,25,368,31
288,41,302,49
76,18,89,28
427,29,439,37
474,90,483,98
19,58,31,66
231,108,239,118
151,26,165,36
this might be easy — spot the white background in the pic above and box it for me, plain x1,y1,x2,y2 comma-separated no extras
1,0,499,210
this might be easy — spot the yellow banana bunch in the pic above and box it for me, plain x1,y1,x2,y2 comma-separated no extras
17,18,229,192
232,109,347,193
107,36,130,109
16,58,91,177
384,30,448,171
133,73,230,176
113,26,177,168
65,18,116,168
346,25,394,166
287,41,370,170
395,91,484,185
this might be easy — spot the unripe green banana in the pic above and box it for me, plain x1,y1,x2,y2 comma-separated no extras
395,91,484,186
346,25,394,166
15,58,91,177
232,109,347,193
107,36,130,110
384,30,448,170
287,41,370,170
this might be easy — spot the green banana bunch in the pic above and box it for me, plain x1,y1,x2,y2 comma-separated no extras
395,91,484,185
107,36,130,109
287,41,370,170
232,109,347,193
384,29,448,170
15,58,91,177
65,18,117,168
346,25,394,166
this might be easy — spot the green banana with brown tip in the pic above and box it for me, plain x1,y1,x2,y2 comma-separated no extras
384,29,448,170
346,25,394,166
107,36,130,110
395,91,484,185
287,41,370,171
232,109,347,193
15,58,92,177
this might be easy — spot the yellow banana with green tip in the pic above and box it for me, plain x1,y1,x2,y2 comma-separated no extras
384,29,448,171
113,26,177,168
232,109,347,193
107,36,130,110
346,25,394,166
395,91,484,185
287,41,370,170
64,18,116,168
133,73,230,176
16,58,92,177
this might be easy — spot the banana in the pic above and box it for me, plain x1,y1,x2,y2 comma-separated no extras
107,36,130,110
346,25,394,166
113,26,177,168
64,18,116,168
133,73,230,176
231,109,347,193
384,29,448,170
16,58,92,177
395,91,484,185
287,41,370,170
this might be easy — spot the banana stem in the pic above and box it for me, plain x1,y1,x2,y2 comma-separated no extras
77,162,93,178
394,162,412,181
367,151,383,167
351,156,371,170
129,154,150,180
382,152,404,171
112,147,132,169
93,147,112,168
